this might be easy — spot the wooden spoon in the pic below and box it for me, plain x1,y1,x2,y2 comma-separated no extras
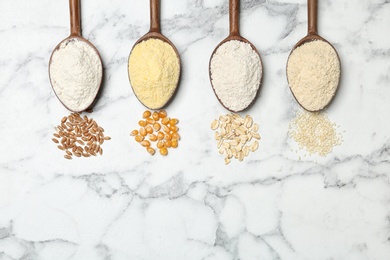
128,0,181,110
286,0,341,112
209,0,263,113
49,0,103,113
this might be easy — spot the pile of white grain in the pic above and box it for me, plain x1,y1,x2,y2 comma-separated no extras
289,110,342,156
211,114,260,164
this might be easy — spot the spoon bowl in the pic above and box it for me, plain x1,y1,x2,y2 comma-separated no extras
128,0,181,110
286,0,340,112
209,0,263,113
49,0,103,113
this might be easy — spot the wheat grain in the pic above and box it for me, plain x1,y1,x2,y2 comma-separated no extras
53,113,110,159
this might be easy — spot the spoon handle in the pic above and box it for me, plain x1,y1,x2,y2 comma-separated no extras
69,0,81,36
150,0,161,33
308,0,318,35
229,0,240,36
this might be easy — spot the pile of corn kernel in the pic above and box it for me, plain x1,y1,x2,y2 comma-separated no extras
211,114,260,164
131,110,180,156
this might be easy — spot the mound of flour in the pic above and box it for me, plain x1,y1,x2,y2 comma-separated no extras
50,38,102,112
210,40,262,112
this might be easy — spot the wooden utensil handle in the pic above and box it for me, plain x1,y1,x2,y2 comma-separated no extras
229,0,240,36
70,0,81,36
150,0,161,33
308,0,317,35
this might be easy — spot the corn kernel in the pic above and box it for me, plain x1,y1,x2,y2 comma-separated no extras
161,117,170,125
165,140,172,148
139,120,147,127
152,112,159,121
162,125,170,133
139,127,147,136
158,110,167,118
170,125,178,132
130,130,138,136
171,139,178,148
149,134,157,142
146,117,154,125
169,118,178,125
159,147,168,156
147,147,155,155
141,140,151,147
157,131,165,140
164,133,172,141
135,135,144,142
133,110,180,156
145,125,153,134
153,123,161,131
172,133,181,140
142,110,151,118
157,140,165,148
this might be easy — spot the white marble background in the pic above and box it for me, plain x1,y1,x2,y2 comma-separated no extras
1,0,390,259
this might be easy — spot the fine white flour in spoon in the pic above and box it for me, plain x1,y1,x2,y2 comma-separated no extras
50,38,102,112
287,40,340,111
210,40,262,112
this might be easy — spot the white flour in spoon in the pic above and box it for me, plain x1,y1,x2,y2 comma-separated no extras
210,40,262,112
287,40,340,111
50,38,102,112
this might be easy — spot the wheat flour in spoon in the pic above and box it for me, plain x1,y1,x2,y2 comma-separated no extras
50,38,102,112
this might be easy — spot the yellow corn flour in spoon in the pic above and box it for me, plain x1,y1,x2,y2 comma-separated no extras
128,39,180,109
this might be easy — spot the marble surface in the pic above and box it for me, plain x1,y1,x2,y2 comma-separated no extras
1,0,390,259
